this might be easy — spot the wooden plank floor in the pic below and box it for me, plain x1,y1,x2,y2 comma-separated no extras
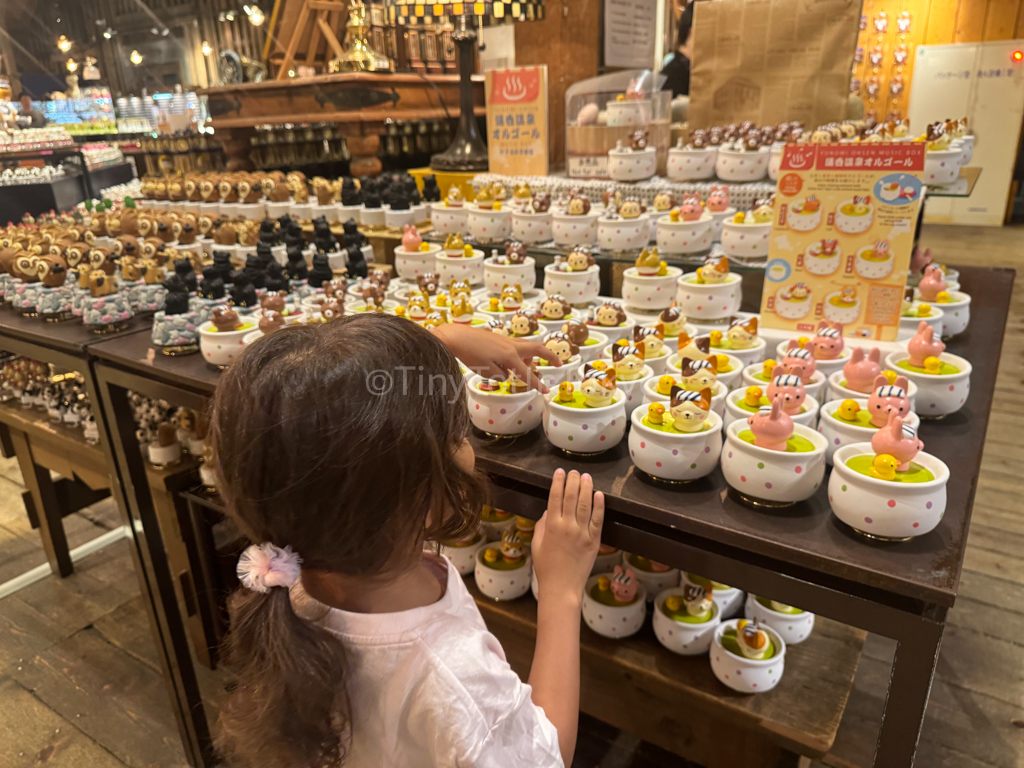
0,222,1021,768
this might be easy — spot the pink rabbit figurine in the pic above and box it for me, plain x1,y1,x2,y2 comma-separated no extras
907,320,945,367
747,399,794,451
401,224,422,252
781,341,817,383
843,347,882,393
871,412,924,471
706,185,730,212
808,320,844,360
610,565,638,603
867,374,912,427
917,263,947,302
766,366,806,415
680,194,703,222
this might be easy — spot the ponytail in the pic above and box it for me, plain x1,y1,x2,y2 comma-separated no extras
215,565,349,767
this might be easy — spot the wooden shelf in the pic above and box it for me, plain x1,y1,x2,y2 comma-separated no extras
469,577,865,765
0,401,108,490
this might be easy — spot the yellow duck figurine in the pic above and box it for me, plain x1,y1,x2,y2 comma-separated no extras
870,454,899,481
762,359,777,379
732,211,746,224
557,381,575,403
590,360,608,371
709,330,724,346
656,261,668,276
597,574,612,592
669,209,681,222
489,296,500,311
463,244,475,258
882,369,899,386
838,399,861,421
418,241,432,252
715,354,730,371
656,375,676,396
923,356,943,375
935,290,951,303
744,386,763,408
664,595,683,612
435,293,449,308
647,402,665,425
393,306,407,318
483,547,501,564
916,304,932,317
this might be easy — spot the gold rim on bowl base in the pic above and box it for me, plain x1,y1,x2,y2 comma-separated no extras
733,491,797,509
636,468,697,486
479,429,533,440
41,310,75,323
846,524,914,543
89,319,132,334
158,343,199,356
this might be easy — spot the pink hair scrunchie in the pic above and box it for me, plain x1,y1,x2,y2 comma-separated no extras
237,542,302,594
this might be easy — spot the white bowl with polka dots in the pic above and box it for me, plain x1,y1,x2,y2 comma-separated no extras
743,364,826,403
429,203,468,234
653,589,721,655
593,546,623,575
642,376,728,418
656,212,715,255
577,331,609,363
475,549,532,601
620,554,681,600
667,353,743,391
744,594,815,646
605,99,652,127
581,573,647,639
198,320,257,368
774,341,849,378
535,355,580,390
393,244,443,281
710,619,786,694
829,443,949,540
721,420,827,506
551,211,600,247
598,214,651,252
883,351,971,418
607,146,657,182
720,220,771,259
482,256,536,294
543,263,600,304
826,371,919,410
629,408,723,482
436,533,487,576
666,146,717,181
714,147,770,182
466,375,543,437
924,149,961,185
724,389,819,430
621,265,683,311
435,249,485,285
706,207,737,241
676,272,743,323
511,210,553,244
467,205,512,244
913,290,970,338
681,573,745,619
817,398,920,464
899,304,944,341
543,388,627,454
586,360,652,417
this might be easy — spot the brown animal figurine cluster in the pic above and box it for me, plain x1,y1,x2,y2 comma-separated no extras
211,307,243,332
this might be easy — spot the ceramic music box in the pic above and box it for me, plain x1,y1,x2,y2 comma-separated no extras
720,205,773,259
430,195,470,234
745,349,826,402
629,394,724,483
708,316,766,367
829,418,950,540
817,390,921,464
767,143,784,181
533,294,577,333
667,334,742,390
653,585,721,655
581,568,647,639
466,374,543,437
551,196,599,247
885,322,971,417
511,198,553,244
899,297,944,341
710,619,787,694
656,203,714,256
198,308,257,368
543,368,627,454
913,265,970,337
775,321,849,377
681,572,744,619
393,227,443,281
923,148,961,185
434,240,485,285
474,529,532,600
597,204,651,252
532,332,581,390
666,136,717,181
642,369,727,418
744,595,815,646
703,185,737,241
480,505,516,540
436,530,486,576
476,285,533,320
833,196,873,235
544,249,600,304
826,351,919,409
629,324,671,375
594,341,653,416
714,145,770,181
484,243,536,293
724,380,820,429
467,204,512,244
607,135,657,182
720,401,828,507
676,256,743,325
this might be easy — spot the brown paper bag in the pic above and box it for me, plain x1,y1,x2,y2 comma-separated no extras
688,0,860,130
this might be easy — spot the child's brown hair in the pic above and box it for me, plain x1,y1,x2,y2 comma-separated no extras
210,313,486,767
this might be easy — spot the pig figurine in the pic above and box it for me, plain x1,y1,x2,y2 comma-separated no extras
679,195,703,222
807,320,844,360
907,320,945,367
747,399,794,451
843,347,882,393
781,341,817,383
917,264,947,302
706,185,730,212
871,412,924,471
402,224,422,252
766,367,806,415
867,374,912,427
610,566,638,604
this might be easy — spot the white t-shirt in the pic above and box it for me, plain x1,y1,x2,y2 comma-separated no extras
290,554,564,768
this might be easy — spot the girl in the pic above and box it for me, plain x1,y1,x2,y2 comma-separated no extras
211,314,603,768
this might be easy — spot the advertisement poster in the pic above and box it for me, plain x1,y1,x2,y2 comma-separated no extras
485,66,548,177
759,143,925,341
